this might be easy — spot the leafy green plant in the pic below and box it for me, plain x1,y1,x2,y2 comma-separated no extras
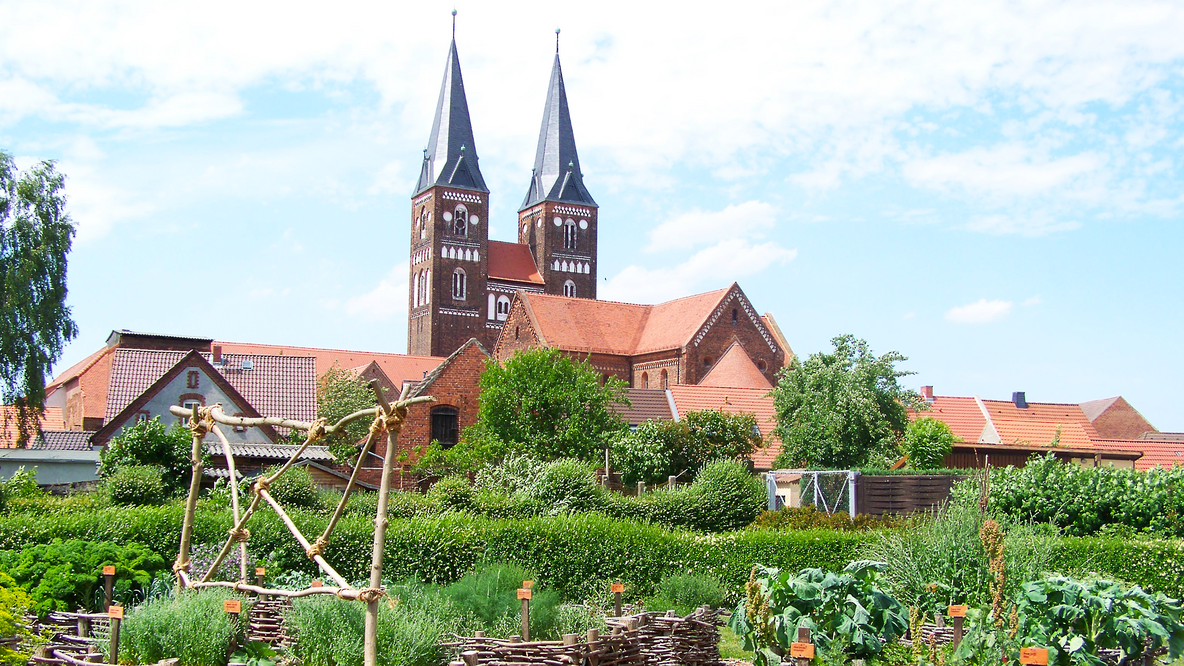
114,587,247,666
750,505,904,532
230,640,279,666
303,364,377,462
903,417,958,470
526,458,605,514
260,464,320,509
0,572,45,666
646,572,727,615
426,475,476,512
611,410,763,486
99,417,193,494
441,562,563,638
0,538,168,613
105,464,168,506
729,561,908,663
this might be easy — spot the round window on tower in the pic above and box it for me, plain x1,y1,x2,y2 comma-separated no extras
470,215,479,225
579,219,588,230
443,211,453,222
553,216,563,227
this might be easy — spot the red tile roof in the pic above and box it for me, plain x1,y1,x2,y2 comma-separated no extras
488,241,544,285
1088,439,1184,470
668,384,780,470
912,396,986,443
699,343,773,390
105,349,316,423
980,399,1098,448
0,406,66,448
611,388,674,425
216,341,443,388
520,287,731,356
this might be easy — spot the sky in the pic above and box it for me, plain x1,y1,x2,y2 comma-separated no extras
1,0,1182,431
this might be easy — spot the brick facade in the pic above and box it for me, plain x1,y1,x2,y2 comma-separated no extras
517,201,598,300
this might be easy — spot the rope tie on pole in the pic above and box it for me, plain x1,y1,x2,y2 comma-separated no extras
305,418,328,443
229,527,251,542
305,535,329,559
187,406,217,438
253,476,272,495
355,587,387,603
369,405,409,438
172,558,190,574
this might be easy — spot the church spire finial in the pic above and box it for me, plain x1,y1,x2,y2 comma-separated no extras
555,28,561,54
452,9,457,39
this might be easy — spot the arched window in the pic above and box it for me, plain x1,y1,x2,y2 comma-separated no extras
563,219,578,250
515,326,520,340
496,295,512,321
452,205,468,236
732,308,738,324
641,372,649,389
419,208,429,239
660,369,668,389
424,268,430,303
452,268,466,301
412,270,420,307
563,280,577,298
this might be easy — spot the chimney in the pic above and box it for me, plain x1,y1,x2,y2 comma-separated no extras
1012,391,1027,409
212,344,223,365
920,385,935,403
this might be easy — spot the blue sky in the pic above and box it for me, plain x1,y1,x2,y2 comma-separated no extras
2,0,1182,431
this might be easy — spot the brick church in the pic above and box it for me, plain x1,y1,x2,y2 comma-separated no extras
407,33,792,388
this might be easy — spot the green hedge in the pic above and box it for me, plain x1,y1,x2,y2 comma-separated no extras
1052,536,1184,600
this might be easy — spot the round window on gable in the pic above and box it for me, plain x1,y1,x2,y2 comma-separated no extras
702,356,714,367
757,360,768,372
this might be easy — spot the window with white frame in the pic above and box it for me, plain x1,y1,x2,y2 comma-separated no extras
563,219,577,250
452,205,468,236
496,295,511,320
563,280,576,298
452,268,466,301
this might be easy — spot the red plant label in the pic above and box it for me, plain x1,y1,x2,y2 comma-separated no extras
108,606,123,619
517,588,532,600
102,566,116,576
223,599,242,614
790,642,814,658
311,580,323,588
611,583,625,593
255,567,266,576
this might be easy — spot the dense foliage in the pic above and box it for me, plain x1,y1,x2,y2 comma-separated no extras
261,463,320,509
730,561,908,663
441,563,563,639
309,364,377,460
99,417,193,495
611,409,763,485
955,453,1184,536
903,417,959,470
0,150,78,446
750,505,904,532
115,588,246,666
646,572,727,615
0,572,42,666
472,348,629,462
771,335,922,469
106,465,168,505
0,538,168,613
0,466,43,511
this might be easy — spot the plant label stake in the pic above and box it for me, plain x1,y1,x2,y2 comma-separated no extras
107,605,123,665
255,567,266,598
224,599,242,655
948,605,967,649
611,581,624,617
310,580,323,588
518,588,532,641
102,565,115,610
1020,647,1049,665
790,627,814,664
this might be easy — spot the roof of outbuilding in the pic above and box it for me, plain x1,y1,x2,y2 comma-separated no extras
699,343,773,390
488,241,545,285
1083,439,1183,470
610,389,674,426
0,406,66,448
668,384,780,470
518,287,732,357
31,429,95,451
203,442,335,462
215,342,443,389
979,399,1098,448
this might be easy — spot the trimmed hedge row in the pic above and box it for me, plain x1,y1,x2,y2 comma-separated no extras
1,506,1179,601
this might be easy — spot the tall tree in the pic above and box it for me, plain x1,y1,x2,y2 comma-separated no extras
0,151,77,446
771,334,922,469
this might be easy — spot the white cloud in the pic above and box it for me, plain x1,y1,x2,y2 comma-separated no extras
602,239,797,304
964,213,1081,237
645,200,776,252
903,144,1105,198
343,263,408,322
945,299,1013,324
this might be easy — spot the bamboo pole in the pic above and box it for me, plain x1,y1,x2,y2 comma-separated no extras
175,405,206,593
257,488,351,589
189,580,366,599
211,424,248,582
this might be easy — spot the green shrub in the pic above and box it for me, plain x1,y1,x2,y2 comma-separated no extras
0,539,168,613
954,453,1184,537
286,583,468,666
527,458,605,513
106,465,168,506
750,506,904,532
0,572,43,666
99,417,193,494
903,417,958,470
729,561,907,663
1052,535,1184,600
473,453,547,494
262,464,320,509
442,562,563,639
611,410,763,486
426,476,476,512
116,588,246,666
646,572,727,615
678,459,765,532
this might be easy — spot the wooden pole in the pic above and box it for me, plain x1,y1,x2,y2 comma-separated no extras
953,616,964,649
521,594,530,641
613,581,623,618
795,627,811,666
108,614,121,665
211,425,248,582
176,405,205,593
103,573,113,611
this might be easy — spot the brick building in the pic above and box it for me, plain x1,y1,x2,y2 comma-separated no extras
492,283,792,388
407,35,599,358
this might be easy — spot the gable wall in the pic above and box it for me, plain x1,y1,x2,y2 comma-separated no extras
684,290,784,386
1090,398,1157,440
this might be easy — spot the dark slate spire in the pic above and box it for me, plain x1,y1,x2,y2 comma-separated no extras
520,53,596,210
415,35,488,195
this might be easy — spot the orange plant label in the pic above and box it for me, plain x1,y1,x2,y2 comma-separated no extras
107,606,123,619
102,566,116,576
311,580,323,588
611,583,625,593
255,567,266,576
523,580,534,589
789,642,814,658
948,605,968,618
1020,648,1049,665
517,588,532,600
223,599,242,614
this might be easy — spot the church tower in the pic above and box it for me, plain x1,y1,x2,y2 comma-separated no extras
408,28,491,357
517,44,598,300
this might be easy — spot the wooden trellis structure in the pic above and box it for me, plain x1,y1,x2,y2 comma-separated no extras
167,382,433,666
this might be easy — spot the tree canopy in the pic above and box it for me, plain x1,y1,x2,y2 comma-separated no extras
473,348,629,463
771,334,922,469
611,409,763,485
903,417,959,469
99,417,193,495
311,365,377,461
0,151,78,446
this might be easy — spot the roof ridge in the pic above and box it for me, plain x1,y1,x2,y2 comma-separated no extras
217,340,443,361
523,291,653,310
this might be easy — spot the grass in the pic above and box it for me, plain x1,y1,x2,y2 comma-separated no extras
718,625,751,662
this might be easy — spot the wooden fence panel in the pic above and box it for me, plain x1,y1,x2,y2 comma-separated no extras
855,475,967,516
